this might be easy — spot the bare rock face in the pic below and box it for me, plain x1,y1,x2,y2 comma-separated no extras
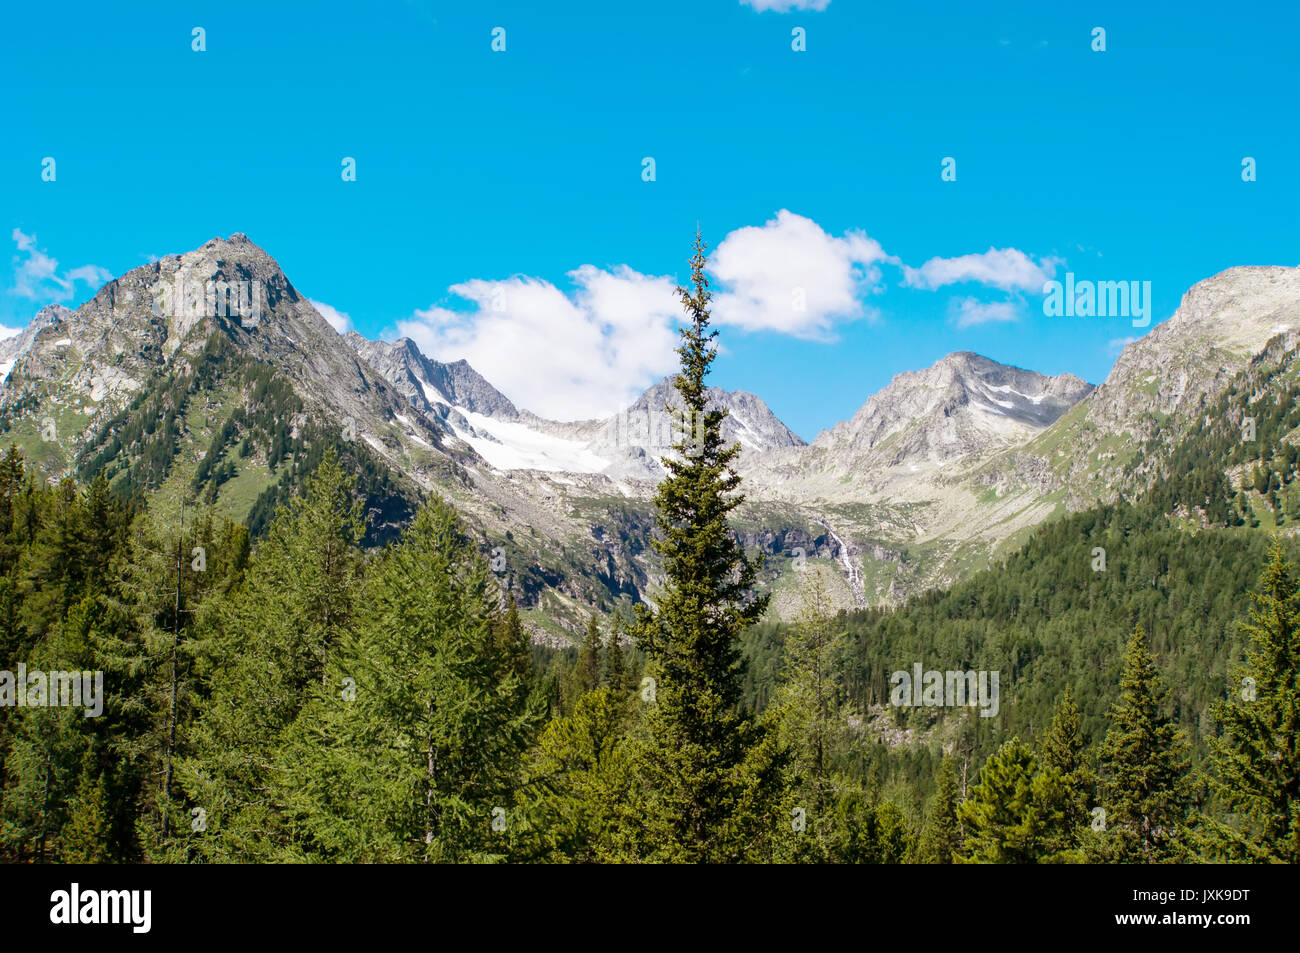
346,335,521,421
1086,266,1300,432
813,351,1093,468
738,351,1094,509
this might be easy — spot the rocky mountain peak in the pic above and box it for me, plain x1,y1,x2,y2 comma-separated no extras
813,351,1093,466
622,376,806,452
342,335,520,421
0,234,456,484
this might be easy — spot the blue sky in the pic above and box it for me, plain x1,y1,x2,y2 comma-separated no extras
3,0,1298,438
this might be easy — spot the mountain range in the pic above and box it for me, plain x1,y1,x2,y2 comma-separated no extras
3,233,1297,640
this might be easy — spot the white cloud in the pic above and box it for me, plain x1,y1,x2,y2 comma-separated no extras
394,211,1064,419
710,209,894,338
1108,335,1139,352
741,0,831,11
310,299,353,334
903,246,1058,292
398,266,681,421
9,229,112,302
0,325,21,341
949,296,1020,328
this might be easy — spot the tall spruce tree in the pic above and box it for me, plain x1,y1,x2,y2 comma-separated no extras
774,568,848,859
915,756,962,863
1094,624,1192,863
1038,687,1095,859
604,619,631,693
492,593,532,703
779,570,841,816
1203,540,1300,862
578,615,602,694
632,232,784,862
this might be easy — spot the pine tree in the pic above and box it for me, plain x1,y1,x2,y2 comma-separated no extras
915,756,962,863
632,232,784,862
1038,687,1095,858
274,496,538,862
110,504,248,859
780,571,840,814
604,619,631,693
60,771,112,863
957,737,1068,863
820,785,915,863
774,568,847,858
1094,624,1192,863
492,593,532,706
578,615,602,694
1203,540,1300,862
0,704,84,861
178,450,364,861
523,687,640,863
872,801,917,864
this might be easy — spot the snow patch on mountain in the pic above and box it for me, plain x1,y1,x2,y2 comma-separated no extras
450,409,610,473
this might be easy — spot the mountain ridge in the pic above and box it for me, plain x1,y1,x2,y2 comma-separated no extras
4,234,1298,637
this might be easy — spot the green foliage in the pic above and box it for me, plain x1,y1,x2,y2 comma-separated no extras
914,757,961,863
521,687,642,863
1141,337,1300,526
630,234,785,862
1038,687,1095,858
1202,540,1300,862
577,615,601,695
957,737,1071,864
1093,625,1193,863
4,244,1299,865
177,450,365,861
831,503,1289,777
272,496,538,862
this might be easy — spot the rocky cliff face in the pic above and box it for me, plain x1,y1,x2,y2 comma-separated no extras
813,350,1092,469
738,351,1093,508
346,334,521,421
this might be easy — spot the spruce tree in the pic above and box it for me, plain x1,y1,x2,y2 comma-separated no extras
915,756,962,863
492,593,532,706
632,231,783,862
523,687,640,863
578,615,602,694
779,570,840,815
604,619,631,693
1095,624,1192,863
1204,540,1300,862
60,772,112,863
1038,686,1095,858
774,568,846,858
